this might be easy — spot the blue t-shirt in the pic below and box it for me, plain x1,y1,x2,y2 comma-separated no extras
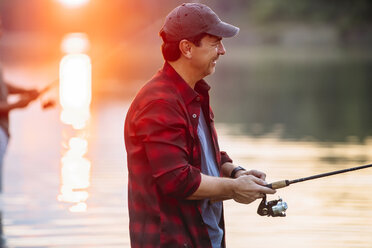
197,109,223,248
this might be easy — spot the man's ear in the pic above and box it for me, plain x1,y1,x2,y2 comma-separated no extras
179,39,192,59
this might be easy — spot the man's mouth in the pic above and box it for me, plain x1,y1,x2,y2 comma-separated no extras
212,57,218,65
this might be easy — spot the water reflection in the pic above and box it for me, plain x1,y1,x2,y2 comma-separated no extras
58,136,91,212
60,33,91,129
58,32,92,212
59,53,91,129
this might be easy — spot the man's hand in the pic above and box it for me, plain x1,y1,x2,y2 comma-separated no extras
14,94,38,108
235,169,266,180
26,89,40,100
232,175,276,204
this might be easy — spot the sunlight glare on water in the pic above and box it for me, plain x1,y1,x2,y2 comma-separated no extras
59,32,91,129
59,54,91,129
58,136,91,212
57,32,92,213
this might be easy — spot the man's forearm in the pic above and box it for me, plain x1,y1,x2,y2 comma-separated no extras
186,171,276,204
186,174,236,201
221,162,235,177
6,83,26,94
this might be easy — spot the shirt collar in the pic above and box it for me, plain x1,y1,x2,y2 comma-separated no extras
162,62,211,105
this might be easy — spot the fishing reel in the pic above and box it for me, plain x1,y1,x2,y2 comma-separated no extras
257,195,288,217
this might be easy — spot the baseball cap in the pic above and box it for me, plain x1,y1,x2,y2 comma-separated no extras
160,3,239,42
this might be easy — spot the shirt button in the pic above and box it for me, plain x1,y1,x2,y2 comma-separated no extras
192,114,197,119
196,96,200,102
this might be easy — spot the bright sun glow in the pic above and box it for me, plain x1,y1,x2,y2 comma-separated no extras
59,53,91,129
57,0,90,8
60,54,91,109
61,33,90,54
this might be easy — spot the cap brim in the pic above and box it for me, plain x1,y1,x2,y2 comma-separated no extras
207,21,239,38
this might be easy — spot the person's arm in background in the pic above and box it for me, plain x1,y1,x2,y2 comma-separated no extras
0,83,39,114
6,83,39,97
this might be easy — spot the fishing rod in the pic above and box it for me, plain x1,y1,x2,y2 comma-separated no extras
257,163,372,217
38,79,59,97
266,163,372,190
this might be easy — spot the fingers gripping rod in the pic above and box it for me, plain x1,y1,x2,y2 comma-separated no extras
266,163,372,190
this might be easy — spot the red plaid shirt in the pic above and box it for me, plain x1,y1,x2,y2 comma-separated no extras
124,62,232,248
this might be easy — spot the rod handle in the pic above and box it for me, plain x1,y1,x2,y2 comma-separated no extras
265,180,290,189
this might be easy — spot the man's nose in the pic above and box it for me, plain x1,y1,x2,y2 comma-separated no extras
217,42,226,55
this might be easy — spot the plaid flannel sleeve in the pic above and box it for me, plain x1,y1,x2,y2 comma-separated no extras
134,100,201,198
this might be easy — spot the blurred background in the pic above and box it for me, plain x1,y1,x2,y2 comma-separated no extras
0,0,371,247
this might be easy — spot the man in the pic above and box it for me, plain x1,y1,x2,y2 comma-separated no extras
124,3,276,248
0,16,40,192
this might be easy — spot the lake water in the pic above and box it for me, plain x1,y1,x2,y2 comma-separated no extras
1,46,372,247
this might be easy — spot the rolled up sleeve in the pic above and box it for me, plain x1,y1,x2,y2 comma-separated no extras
220,151,233,165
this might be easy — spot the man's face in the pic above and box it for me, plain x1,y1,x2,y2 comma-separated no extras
190,34,226,78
